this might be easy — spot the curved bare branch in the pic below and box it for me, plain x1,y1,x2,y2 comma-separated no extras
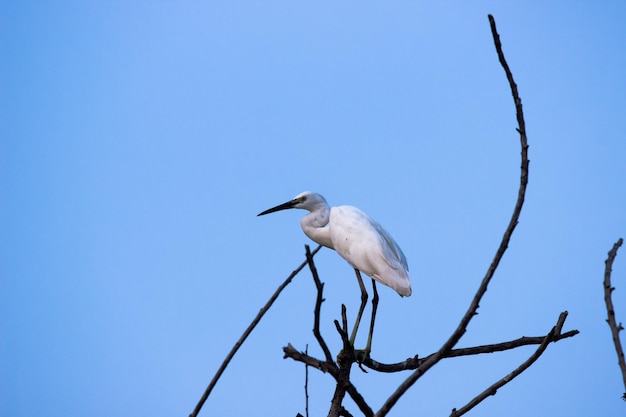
450,311,568,417
375,14,530,416
603,237,626,400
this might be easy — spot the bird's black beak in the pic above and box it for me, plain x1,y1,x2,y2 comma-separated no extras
257,199,298,216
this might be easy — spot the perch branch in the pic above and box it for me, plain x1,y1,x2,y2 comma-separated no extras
189,245,322,417
290,246,372,417
375,14,529,416
283,344,373,417
603,237,626,400
305,245,372,416
450,311,568,417
358,327,578,373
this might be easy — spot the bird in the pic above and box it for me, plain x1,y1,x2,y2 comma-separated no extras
258,191,411,356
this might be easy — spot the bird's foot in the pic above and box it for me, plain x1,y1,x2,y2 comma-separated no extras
354,349,371,373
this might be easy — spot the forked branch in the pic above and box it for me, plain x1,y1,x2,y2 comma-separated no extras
450,311,569,417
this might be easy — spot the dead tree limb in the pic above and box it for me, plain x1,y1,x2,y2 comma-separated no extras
450,311,569,417
302,245,373,417
375,14,530,416
603,237,626,400
189,245,322,417
284,345,374,417
284,14,579,416
357,327,578,373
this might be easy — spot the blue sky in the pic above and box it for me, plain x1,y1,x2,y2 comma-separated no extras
2,2,626,416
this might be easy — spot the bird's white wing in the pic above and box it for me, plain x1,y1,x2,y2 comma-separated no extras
371,218,409,272
330,205,408,271
330,205,411,296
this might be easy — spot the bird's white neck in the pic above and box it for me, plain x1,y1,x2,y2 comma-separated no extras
300,207,334,249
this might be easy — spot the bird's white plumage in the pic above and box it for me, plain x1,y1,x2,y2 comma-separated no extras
258,191,412,296
329,205,410,296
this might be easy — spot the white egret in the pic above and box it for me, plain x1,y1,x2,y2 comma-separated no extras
258,191,411,356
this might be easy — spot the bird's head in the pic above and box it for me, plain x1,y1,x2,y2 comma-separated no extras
257,191,328,216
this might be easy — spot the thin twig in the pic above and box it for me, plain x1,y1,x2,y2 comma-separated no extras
284,344,337,373
603,237,626,400
450,312,568,417
305,344,310,417
334,305,354,358
376,15,530,416
189,245,322,417
306,245,335,364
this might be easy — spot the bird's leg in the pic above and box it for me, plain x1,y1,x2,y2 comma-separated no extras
349,269,368,346
363,279,379,358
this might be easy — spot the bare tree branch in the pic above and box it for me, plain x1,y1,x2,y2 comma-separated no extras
450,311,569,417
274,13,582,417
304,244,358,417
358,328,578,373
339,407,355,417
375,14,530,416
603,237,626,400
306,245,335,364
335,305,352,354
284,344,337,373
283,344,374,417
305,344,310,417
287,248,374,417
189,245,322,417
